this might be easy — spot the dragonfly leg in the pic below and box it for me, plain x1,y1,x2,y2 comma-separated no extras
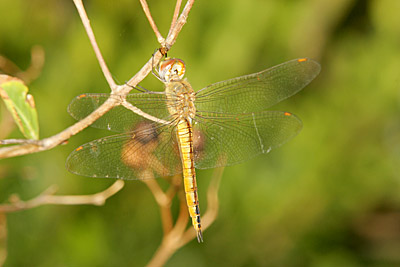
151,51,165,82
124,83,150,92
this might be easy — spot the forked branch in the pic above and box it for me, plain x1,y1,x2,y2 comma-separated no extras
146,167,224,267
0,0,195,159
0,180,125,213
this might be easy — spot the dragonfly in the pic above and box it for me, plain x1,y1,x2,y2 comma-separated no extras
66,57,321,242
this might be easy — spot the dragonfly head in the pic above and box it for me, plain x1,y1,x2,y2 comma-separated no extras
159,58,186,82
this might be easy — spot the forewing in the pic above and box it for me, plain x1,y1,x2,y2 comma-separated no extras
66,122,182,180
193,111,302,169
68,92,171,133
195,58,320,113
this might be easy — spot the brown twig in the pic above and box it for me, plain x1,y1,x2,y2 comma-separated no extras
123,53,163,93
146,191,189,267
0,46,44,84
163,0,195,51
0,139,41,145
19,46,45,84
140,0,165,44
0,180,125,213
0,213,6,267
0,54,20,75
146,167,224,267
168,0,183,37
73,0,116,90
142,178,174,234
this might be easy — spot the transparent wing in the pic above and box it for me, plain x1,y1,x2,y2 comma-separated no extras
195,58,321,113
67,58,317,177
193,111,302,169
66,111,302,178
66,121,182,180
68,92,171,133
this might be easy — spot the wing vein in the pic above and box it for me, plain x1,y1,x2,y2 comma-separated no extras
252,112,265,153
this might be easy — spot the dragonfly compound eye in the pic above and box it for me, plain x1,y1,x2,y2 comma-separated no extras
159,58,186,81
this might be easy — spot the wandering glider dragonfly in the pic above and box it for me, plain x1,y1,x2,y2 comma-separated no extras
66,57,321,242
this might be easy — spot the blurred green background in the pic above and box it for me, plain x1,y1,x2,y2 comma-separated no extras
1,0,400,266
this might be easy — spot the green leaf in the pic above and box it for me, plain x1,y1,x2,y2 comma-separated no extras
0,75,39,139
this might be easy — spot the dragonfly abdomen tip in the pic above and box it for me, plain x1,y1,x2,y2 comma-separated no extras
197,229,203,243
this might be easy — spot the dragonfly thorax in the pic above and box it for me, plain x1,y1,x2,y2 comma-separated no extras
165,79,196,121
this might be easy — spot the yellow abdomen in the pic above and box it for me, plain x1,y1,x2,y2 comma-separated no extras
176,119,203,242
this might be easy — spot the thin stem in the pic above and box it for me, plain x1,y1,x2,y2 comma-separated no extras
142,179,174,234
0,180,125,213
72,0,117,90
0,54,20,74
19,46,45,84
0,213,6,266
147,166,224,267
146,191,188,267
172,190,190,234
121,99,169,125
164,0,195,51
140,0,165,44
0,139,40,145
123,51,164,92
202,166,224,227
0,46,44,84
168,0,182,37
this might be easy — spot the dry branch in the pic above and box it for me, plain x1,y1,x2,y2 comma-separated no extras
140,0,165,44
163,0,194,52
0,46,44,84
168,0,183,37
0,213,6,266
73,0,116,89
0,0,195,159
0,180,124,213
146,167,224,267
